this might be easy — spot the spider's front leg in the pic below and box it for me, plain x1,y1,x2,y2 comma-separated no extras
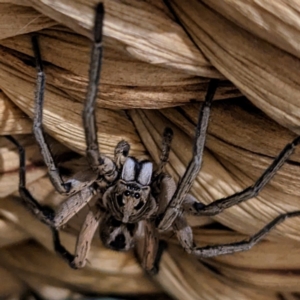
82,3,104,172
80,4,130,183
31,36,73,195
157,79,219,230
182,135,300,216
31,4,113,196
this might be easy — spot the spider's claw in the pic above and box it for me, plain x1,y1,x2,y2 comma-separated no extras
147,265,159,276
42,205,55,221
69,260,79,270
62,182,72,194
193,201,205,212
52,228,75,265
30,204,55,227
151,240,168,275
155,213,164,227
163,127,173,141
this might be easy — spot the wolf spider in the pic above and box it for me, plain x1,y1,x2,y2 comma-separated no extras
6,3,300,274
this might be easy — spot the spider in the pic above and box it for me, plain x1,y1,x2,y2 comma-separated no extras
6,2,300,274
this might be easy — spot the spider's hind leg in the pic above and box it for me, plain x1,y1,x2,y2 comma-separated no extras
114,140,130,170
174,211,300,258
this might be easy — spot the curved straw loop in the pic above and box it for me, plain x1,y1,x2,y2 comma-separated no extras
161,230,300,296
0,1,300,299
0,46,145,155
203,0,300,60
0,32,239,109
0,91,31,135
26,0,219,77
168,0,300,134
0,3,56,40
129,106,300,242
156,244,282,300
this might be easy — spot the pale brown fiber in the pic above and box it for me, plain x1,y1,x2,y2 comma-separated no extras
1,1,300,300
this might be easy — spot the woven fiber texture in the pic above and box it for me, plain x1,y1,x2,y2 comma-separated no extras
0,1,300,300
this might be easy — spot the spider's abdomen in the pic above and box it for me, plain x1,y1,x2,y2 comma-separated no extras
99,214,137,251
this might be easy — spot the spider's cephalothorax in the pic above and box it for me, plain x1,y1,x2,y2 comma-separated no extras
6,2,300,275
103,158,157,223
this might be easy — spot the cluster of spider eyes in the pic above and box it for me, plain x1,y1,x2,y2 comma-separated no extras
124,190,140,199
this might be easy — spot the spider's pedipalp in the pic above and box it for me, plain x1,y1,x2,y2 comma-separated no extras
114,140,130,169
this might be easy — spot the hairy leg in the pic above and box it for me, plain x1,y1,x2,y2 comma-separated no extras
158,79,219,230
53,187,96,229
31,36,72,195
82,3,104,171
52,207,102,269
135,220,166,275
174,211,300,257
5,135,55,225
183,136,300,216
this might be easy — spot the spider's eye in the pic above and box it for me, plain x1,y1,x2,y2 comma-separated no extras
124,190,130,197
134,193,140,199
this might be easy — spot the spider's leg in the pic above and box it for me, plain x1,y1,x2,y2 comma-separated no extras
183,135,300,216
135,220,166,275
158,79,219,230
155,127,174,176
5,136,55,225
82,3,104,171
31,36,72,194
172,215,194,253
114,140,130,170
53,207,102,269
72,207,102,268
153,173,176,215
53,186,96,229
52,228,75,267
175,211,300,257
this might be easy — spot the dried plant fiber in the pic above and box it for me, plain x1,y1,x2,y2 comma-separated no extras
0,1,300,300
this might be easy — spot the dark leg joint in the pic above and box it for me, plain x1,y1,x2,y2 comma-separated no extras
52,228,76,269
193,201,206,212
150,240,168,276
62,182,72,194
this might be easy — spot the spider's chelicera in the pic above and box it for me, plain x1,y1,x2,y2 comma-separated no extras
6,3,300,274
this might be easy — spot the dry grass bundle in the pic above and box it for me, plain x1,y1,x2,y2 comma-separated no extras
0,1,300,300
